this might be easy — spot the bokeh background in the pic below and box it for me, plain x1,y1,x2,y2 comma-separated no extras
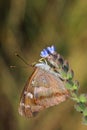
0,0,87,130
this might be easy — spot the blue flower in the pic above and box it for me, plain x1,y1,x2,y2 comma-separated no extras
40,49,49,58
40,45,55,58
47,45,55,54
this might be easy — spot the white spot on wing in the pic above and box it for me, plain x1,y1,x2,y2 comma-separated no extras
26,92,33,99
20,103,30,108
24,91,33,99
25,105,30,108
20,102,25,106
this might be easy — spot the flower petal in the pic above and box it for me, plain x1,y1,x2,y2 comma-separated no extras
40,49,49,57
47,45,55,54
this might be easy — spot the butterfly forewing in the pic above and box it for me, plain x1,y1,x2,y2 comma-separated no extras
19,67,69,118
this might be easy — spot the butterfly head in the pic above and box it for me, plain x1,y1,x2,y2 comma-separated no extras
40,45,64,70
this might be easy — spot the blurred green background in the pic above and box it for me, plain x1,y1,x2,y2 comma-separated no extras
0,0,87,130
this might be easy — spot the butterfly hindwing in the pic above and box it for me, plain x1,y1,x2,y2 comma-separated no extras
19,67,69,117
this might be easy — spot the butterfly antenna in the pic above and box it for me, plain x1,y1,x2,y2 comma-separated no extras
15,53,33,67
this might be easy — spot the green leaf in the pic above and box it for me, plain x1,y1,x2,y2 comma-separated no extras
83,108,87,116
72,80,79,91
79,94,87,103
59,68,67,79
82,116,87,125
74,104,83,112
71,93,79,102
65,80,73,90
65,80,79,93
66,69,74,80
62,60,69,72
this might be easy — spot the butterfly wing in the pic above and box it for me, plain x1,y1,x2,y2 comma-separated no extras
19,67,69,118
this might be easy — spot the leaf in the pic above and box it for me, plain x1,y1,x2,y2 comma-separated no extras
83,108,87,116
67,69,74,80
82,116,87,125
65,80,79,92
62,60,69,72
79,94,87,103
72,80,79,91
71,93,79,102
59,68,67,79
74,104,83,112
65,80,73,90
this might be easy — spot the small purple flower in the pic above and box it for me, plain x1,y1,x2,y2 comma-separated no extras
47,45,55,54
40,45,55,58
40,49,49,58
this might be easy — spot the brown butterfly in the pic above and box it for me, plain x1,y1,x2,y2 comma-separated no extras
18,46,69,117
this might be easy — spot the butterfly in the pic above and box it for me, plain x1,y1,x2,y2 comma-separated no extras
18,45,69,118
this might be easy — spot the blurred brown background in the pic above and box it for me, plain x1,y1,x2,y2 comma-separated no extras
0,0,87,130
